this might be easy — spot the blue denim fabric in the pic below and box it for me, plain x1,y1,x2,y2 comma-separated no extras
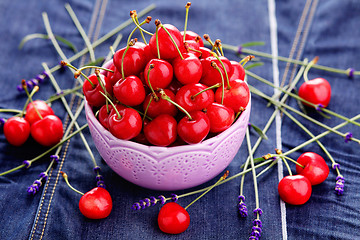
0,0,359,239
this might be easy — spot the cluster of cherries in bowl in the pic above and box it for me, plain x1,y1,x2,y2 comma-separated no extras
85,21,250,147
4,98,63,147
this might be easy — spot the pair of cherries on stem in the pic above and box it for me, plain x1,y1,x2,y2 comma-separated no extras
278,152,329,205
61,171,112,219
3,84,63,147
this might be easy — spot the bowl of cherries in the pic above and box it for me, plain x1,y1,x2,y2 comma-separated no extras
84,16,251,191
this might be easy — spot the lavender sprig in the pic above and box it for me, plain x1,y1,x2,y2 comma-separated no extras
238,195,248,217
335,175,345,196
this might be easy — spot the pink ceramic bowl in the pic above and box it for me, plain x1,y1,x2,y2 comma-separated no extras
85,88,251,191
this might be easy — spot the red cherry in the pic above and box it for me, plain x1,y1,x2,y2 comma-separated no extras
25,100,54,125
175,83,214,113
177,111,210,144
144,59,173,90
200,56,233,86
98,104,114,129
149,24,184,60
3,116,30,146
172,53,202,85
104,63,122,96
108,108,142,140
142,89,178,118
181,30,204,47
229,61,245,81
113,42,148,77
83,74,107,107
215,79,250,113
278,175,312,205
144,114,177,147
158,202,190,234
79,187,112,219
30,115,64,147
205,102,235,133
298,78,331,107
199,47,212,59
113,75,146,106
296,152,329,185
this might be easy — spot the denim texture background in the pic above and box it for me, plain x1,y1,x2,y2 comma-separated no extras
0,0,359,239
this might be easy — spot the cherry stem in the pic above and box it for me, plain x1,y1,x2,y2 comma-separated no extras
121,38,137,79
212,53,231,88
211,62,225,104
188,47,202,55
127,17,148,45
62,61,95,88
130,11,154,36
146,64,159,101
192,83,221,98
160,24,184,60
303,56,318,82
159,90,192,120
22,81,43,119
281,154,304,169
143,96,153,122
184,170,229,210
155,24,161,59
78,65,114,74
203,34,221,56
183,2,191,42
239,55,255,67
61,171,85,195
99,92,122,120
215,39,224,56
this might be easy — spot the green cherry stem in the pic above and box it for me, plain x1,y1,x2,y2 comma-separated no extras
62,61,95,88
159,21,184,60
155,21,161,59
99,92,121,120
192,83,221,98
214,39,224,57
121,38,137,79
146,64,159,101
22,82,43,119
183,2,191,42
105,34,123,62
130,10,154,36
159,90,192,120
211,61,225,104
61,171,85,195
203,34,221,56
303,56,318,82
211,52,231,89
184,170,229,210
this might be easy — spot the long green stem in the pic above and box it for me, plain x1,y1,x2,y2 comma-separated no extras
61,171,85,195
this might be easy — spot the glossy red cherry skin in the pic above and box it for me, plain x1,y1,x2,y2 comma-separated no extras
144,114,177,147
3,116,30,146
149,24,184,60
25,100,54,125
181,30,204,47
296,152,329,185
108,108,142,140
175,83,214,113
142,89,178,118
79,187,112,219
113,75,146,106
177,111,210,144
104,63,122,96
144,59,173,90
183,40,201,58
229,61,245,81
113,42,148,77
83,74,107,107
200,56,233,86
199,47,212,59
278,175,312,205
215,79,250,113
205,102,235,133
172,53,202,85
30,115,64,147
298,78,331,107
158,202,190,234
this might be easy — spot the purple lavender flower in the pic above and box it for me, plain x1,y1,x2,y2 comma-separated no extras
171,193,178,202
344,132,353,143
335,175,345,195
238,195,248,218
347,68,355,78
316,104,324,111
50,155,59,164
253,208,263,217
27,179,42,195
250,219,262,239
237,46,243,55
